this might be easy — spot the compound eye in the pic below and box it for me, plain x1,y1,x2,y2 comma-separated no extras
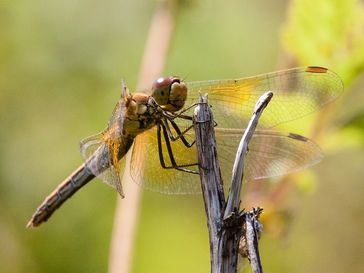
154,77,173,89
152,76,180,105
169,81,187,111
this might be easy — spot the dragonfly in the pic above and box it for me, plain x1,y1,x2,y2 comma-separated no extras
27,66,343,227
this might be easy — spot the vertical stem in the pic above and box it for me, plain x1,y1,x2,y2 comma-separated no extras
194,92,272,273
193,96,226,273
224,91,273,217
108,2,175,273
245,213,263,273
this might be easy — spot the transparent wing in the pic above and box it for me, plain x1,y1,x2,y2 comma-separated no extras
175,67,343,130
130,128,201,194
79,133,125,196
129,127,323,194
106,81,130,140
79,132,105,159
78,82,131,196
215,129,323,182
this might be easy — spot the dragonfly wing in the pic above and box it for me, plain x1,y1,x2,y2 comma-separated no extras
78,82,131,196
215,129,323,182
130,128,201,194
79,132,105,159
129,127,322,194
106,81,130,139
97,160,125,197
79,133,126,196
182,67,343,129
131,129,323,194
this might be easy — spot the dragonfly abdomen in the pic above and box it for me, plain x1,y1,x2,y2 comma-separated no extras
27,164,95,227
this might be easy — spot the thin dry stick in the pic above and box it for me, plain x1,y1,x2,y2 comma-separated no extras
108,3,175,273
224,91,273,216
245,210,263,273
193,96,226,272
193,92,272,273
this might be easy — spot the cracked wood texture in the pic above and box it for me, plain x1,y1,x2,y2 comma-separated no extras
193,95,239,273
193,92,271,273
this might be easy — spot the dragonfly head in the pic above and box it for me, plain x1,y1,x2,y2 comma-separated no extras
151,76,187,112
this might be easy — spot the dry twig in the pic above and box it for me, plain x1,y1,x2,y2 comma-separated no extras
193,92,273,273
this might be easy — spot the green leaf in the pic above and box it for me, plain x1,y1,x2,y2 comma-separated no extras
282,0,364,85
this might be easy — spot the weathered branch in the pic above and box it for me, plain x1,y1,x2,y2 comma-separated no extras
193,92,273,273
224,91,273,217
245,208,264,273
193,96,226,272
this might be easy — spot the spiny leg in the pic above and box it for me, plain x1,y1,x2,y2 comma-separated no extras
162,102,217,143
169,102,198,119
157,122,168,169
157,123,198,174
162,118,195,147
170,101,217,124
161,122,198,172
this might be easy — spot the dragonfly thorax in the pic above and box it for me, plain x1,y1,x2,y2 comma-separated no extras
120,93,158,136
152,76,187,112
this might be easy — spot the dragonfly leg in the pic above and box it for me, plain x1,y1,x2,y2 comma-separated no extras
157,123,199,174
160,102,201,124
159,99,216,147
162,118,195,147
171,102,198,119
174,102,219,127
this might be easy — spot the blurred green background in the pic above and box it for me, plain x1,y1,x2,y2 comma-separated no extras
1,0,364,272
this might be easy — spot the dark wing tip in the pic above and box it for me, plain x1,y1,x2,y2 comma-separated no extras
287,133,324,164
288,133,309,142
306,66,344,97
305,66,328,73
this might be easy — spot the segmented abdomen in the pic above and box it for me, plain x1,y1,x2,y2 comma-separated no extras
27,164,95,227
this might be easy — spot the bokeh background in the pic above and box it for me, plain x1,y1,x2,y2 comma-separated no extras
1,0,364,272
